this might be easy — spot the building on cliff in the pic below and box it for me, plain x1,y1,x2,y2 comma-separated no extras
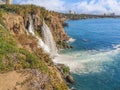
69,10,75,14
0,0,12,4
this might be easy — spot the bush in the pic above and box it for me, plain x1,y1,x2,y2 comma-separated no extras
61,65,70,74
0,25,49,73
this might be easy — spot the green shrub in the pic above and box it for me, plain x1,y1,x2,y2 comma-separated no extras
61,66,70,74
19,48,49,72
0,25,49,73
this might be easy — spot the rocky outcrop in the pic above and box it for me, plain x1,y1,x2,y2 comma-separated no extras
56,64,74,84
66,75,74,83
2,13,40,52
2,13,26,35
32,14,43,29
45,15,71,49
48,15,68,41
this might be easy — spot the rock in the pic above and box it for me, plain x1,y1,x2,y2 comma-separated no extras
70,46,73,48
66,75,74,83
3,13,25,35
56,64,75,84
56,64,70,76
62,22,68,27
32,14,42,29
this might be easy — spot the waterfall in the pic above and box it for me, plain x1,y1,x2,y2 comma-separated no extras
41,21,58,57
36,36,50,53
28,15,58,57
28,15,35,36
28,15,50,53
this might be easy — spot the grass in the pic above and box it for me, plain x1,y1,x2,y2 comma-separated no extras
0,24,68,89
0,9,5,26
0,25,49,73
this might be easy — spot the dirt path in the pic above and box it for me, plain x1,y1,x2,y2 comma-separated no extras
0,71,29,90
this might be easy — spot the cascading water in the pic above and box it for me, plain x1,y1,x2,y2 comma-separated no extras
28,15,50,53
28,15,35,36
41,21,58,57
36,36,50,53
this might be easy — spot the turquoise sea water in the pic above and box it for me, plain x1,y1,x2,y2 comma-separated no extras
62,18,120,90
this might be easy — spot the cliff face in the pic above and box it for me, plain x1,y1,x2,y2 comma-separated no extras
48,15,70,49
3,13,25,35
48,15,68,40
0,4,70,49
0,5,69,90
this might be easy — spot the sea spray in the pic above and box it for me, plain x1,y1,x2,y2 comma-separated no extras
54,45,120,74
67,37,76,43
41,20,58,57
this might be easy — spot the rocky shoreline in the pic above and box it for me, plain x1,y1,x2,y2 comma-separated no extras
55,64,75,90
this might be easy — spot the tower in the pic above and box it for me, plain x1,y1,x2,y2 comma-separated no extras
6,0,12,4
0,0,5,4
1,0,12,4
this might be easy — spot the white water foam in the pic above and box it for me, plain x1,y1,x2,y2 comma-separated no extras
54,44,120,74
67,37,76,43
113,44,120,50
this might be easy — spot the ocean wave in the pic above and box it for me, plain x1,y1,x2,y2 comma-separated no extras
67,37,76,43
53,44,120,74
112,44,120,49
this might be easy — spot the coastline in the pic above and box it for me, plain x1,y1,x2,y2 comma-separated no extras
55,18,120,90
0,4,70,90
53,54,75,89
53,37,77,89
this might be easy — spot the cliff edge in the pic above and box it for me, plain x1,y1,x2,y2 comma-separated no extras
0,4,70,90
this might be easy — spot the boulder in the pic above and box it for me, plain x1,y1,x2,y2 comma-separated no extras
66,75,74,83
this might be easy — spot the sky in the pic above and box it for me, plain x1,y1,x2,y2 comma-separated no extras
13,0,120,15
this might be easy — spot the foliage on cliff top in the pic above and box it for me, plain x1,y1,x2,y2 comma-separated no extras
0,4,59,21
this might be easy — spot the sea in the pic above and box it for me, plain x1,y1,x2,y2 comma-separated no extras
54,18,120,90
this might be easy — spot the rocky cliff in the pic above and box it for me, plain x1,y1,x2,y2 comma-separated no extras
0,4,70,90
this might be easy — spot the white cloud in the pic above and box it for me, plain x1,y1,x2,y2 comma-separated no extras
20,0,66,12
19,0,120,15
72,0,120,15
